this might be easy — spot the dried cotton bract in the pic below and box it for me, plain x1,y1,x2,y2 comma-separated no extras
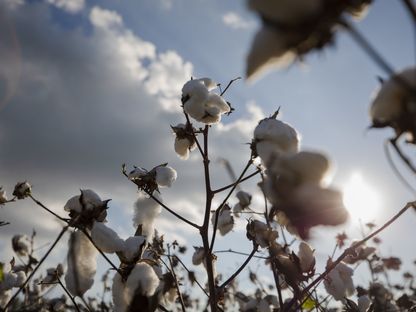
370,67,416,143
233,190,252,216
13,181,32,199
65,230,98,297
181,78,230,124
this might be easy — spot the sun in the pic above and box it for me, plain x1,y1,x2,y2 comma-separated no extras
342,172,380,221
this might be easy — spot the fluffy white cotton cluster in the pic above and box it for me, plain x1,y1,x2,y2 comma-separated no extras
0,264,26,293
211,206,234,236
181,78,230,124
64,189,103,213
121,236,146,261
133,193,162,240
254,117,299,165
13,181,32,199
247,0,371,80
173,123,197,160
233,191,252,216
11,234,30,256
0,188,7,205
65,230,98,296
324,261,354,301
91,222,124,253
192,247,205,265
297,241,315,273
112,263,160,312
155,166,177,187
246,220,278,248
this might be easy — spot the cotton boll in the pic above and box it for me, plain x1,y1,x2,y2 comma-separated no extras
91,222,124,253
212,206,234,236
184,97,207,121
128,167,148,181
65,230,98,297
324,261,354,301
0,188,7,205
246,27,296,81
14,271,26,287
174,138,191,159
155,166,177,187
246,220,278,248
133,193,162,240
0,290,11,309
13,181,32,199
64,189,102,213
192,247,205,265
236,191,252,207
370,67,416,125
112,273,128,312
182,79,209,103
254,117,299,164
248,0,322,25
12,234,30,256
358,295,371,312
125,263,160,299
122,236,146,261
199,77,217,91
297,241,315,273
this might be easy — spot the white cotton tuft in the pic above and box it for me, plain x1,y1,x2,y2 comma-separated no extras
91,222,124,253
133,193,162,240
125,263,160,299
14,271,26,287
174,138,192,159
0,290,11,309
254,117,299,164
324,261,354,301
112,273,128,312
211,207,234,236
122,236,146,261
64,189,102,213
246,26,295,81
199,77,217,90
297,241,315,272
192,247,205,265
65,230,98,297
155,166,177,187
370,67,416,124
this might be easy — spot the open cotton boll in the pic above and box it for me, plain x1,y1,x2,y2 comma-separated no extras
91,222,124,253
199,77,217,91
112,273,128,312
125,263,160,302
297,242,315,273
133,193,162,240
182,79,209,103
246,27,296,81
370,67,416,125
211,206,234,236
248,0,322,25
12,234,30,256
122,236,146,261
174,138,192,159
236,191,252,207
128,167,148,181
155,166,177,187
192,247,205,265
0,188,7,205
254,117,299,164
64,189,102,213
246,220,278,248
65,230,98,297
324,261,354,301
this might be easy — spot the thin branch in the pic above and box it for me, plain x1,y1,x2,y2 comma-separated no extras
173,255,209,297
213,169,261,194
4,226,69,310
184,112,204,157
167,246,186,312
287,201,416,310
210,159,253,253
220,77,241,96
390,138,416,175
213,249,269,260
29,195,69,223
56,274,81,312
219,244,258,289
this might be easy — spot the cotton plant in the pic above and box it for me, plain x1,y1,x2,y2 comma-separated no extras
246,0,372,80
171,122,197,159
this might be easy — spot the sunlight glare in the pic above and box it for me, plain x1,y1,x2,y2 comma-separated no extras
343,172,380,221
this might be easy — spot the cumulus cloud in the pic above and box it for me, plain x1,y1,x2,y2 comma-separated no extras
222,11,255,30
46,0,85,13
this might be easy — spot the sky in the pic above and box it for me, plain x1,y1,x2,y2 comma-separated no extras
0,0,415,307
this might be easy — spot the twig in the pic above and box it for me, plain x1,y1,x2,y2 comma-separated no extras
220,77,241,96
219,244,258,289
29,195,69,223
173,255,209,297
56,274,81,312
213,249,269,260
390,138,416,175
3,226,69,310
167,246,186,312
210,159,253,252
213,169,261,194
287,201,416,310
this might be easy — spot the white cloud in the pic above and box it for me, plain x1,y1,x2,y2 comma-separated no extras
46,0,85,13
222,11,255,30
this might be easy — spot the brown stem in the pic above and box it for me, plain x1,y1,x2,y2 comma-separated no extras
213,169,261,194
174,256,209,297
210,159,253,252
167,246,186,312
4,226,69,310
56,274,81,312
29,195,69,223
220,77,241,96
287,201,416,310
390,138,416,175
214,249,269,260
219,244,258,289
